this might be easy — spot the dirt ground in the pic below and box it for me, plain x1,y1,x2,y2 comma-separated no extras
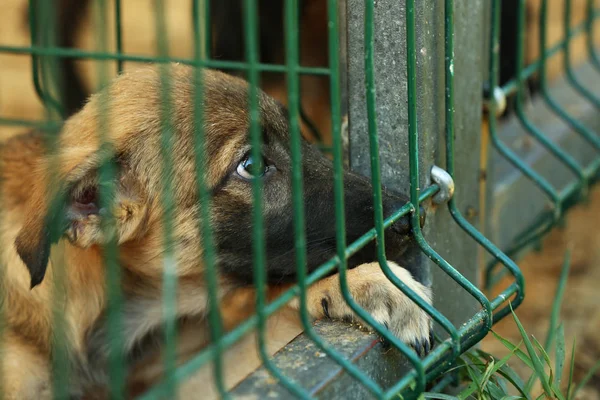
481,185,600,398
1,0,600,397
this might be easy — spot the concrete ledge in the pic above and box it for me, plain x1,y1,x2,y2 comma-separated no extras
230,320,412,399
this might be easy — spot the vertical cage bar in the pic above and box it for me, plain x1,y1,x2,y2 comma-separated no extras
191,0,228,396
365,0,432,395
93,0,125,397
243,0,265,345
485,0,600,287
347,1,494,395
28,0,64,119
587,0,600,70
249,0,382,396
153,0,179,396
287,0,307,311
243,0,301,396
192,0,211,61
403,0,488,357
444,0,524,324
114,0,124,74
283,1,326,397
484,0,562,288
364,0,460,384
405,1,419,215
397,0,474,366
537,0,600,155
318,0,409,395
514,0,581,208
432,0,495,340
0,84,3,398
564,0,600,108
37,1,72,397
514,4,586,192
204,0,211,61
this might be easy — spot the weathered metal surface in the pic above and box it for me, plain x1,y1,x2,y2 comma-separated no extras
345,0,487,335
345,0,485,339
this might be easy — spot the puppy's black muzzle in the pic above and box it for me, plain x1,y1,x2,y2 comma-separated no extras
386,199,427,236
337,173,426,272
214,142,427,285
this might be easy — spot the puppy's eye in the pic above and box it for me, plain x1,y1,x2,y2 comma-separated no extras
236,155,272,180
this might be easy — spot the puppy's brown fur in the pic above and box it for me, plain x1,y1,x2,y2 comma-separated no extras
0,64,432,399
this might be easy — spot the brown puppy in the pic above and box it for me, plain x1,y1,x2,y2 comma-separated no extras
0,64,432,399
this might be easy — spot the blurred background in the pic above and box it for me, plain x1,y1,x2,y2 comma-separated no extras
1,0,599,397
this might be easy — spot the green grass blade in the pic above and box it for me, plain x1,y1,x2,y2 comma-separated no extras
532,336,553,372
462,352,492,399
526,251,571,395
491,371,510,394
495,364,531,399
466,362,484,395
474,342,525,397
523,371,536,395
492,330,535,370
509,304,554,398
571,359,600,399
532,335,566,400
485,342,529,399
500,396,526,400
555,324,566,389
476,343,523,374
423,394,460,400
531,336,566,400
457,382,478,400
567,339,576,399
461,350,518,400
544,250,571,351
480,358,497,391
486,379,510,399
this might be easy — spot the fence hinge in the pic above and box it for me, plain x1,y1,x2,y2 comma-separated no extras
430,165,455,205
482,86,507,116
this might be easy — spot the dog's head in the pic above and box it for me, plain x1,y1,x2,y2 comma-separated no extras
14,64,424,288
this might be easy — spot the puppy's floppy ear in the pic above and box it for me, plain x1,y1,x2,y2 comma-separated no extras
14,176,68,289
13,81,124,288
15,219,51,289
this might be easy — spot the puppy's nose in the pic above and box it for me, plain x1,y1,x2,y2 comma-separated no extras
390,206,426,235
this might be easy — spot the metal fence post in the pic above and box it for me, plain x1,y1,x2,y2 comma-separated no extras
346,0,486,339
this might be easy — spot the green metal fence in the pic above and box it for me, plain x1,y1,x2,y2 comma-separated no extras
485,0,600,289
0,0,598,398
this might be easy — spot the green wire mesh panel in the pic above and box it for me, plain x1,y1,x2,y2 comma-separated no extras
0,0,596,398
485,0,600,289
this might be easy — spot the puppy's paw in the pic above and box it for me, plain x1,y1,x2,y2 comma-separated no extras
376,284,434,357
312,261,434,356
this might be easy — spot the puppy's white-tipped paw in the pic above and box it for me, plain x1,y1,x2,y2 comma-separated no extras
385,288,434,357
315,261,434,356
370,275,433,357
